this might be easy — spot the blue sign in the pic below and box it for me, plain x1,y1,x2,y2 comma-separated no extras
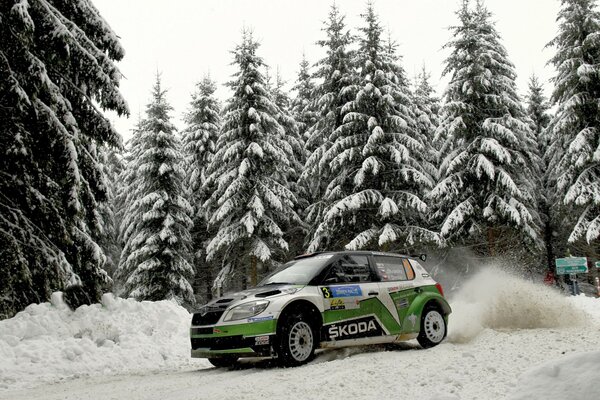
329,285,362,298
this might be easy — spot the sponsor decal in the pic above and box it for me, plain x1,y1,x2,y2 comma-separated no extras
213,328,222,334
387,284,412,293
323,316,384,340
421,273,430,278
254,335,270,345
407,313,417,328
247,315,274,323
329,298,346,310
395,298,409,309
321,285,363,298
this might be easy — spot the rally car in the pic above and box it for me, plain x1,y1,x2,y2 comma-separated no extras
190,251,451,367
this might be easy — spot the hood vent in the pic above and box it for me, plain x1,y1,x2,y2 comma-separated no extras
255,290,281,298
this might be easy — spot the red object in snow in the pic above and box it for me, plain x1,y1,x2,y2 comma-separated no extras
544,271,556,286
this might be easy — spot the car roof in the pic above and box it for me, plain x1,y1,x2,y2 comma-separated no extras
294,250,421,260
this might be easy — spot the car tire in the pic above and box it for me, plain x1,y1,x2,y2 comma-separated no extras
275,311,317,367
417,306,447,348
207,356,238,368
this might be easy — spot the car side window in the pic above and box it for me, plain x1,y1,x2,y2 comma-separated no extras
374,256,414,281
403,259,415,280
323,255,372,284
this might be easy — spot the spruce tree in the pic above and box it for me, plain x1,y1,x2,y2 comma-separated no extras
0,0,128,317
547,0,600,247
204,31,299,290
291,54,318,141
270,69,307,255
117,75,194,304
309,4,436,251
413,67,444,230
432,0,540,256
525,75,556,270
271,68,305,174
98,146,126,278
301,3,356,239
181,76,220,302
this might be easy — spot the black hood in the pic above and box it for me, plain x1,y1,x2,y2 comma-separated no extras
203,284,295,309
191,284,297,326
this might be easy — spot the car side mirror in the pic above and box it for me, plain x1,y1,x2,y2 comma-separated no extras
420,254,427,262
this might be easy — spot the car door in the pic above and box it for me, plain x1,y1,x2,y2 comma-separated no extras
317,254,387,341
373,255,420,333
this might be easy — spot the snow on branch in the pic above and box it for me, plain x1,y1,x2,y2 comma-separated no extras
474,154,495,180
323,189,384,222
345,228,378,250
441,197,474,237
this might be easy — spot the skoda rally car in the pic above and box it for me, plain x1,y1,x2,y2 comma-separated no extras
190,251,451,367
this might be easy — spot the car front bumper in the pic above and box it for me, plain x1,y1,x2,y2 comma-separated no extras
190,319,278,358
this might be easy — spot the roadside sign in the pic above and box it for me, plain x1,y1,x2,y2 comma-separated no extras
555,257,588,275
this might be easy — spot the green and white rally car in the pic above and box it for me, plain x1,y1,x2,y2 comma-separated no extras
190,251,451,367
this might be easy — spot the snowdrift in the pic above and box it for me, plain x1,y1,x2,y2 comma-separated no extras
0,293,202,390
507,350,600,400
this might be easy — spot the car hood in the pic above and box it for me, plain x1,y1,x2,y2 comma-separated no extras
200,284,302,311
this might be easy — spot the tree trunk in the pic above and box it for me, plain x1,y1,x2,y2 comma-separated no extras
250,255,258,287
543,204,555,272
487,227,496,257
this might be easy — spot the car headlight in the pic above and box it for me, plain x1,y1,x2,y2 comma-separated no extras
223,300,270,322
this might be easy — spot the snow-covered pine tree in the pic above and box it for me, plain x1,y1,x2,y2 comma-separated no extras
431,0,540,256
0,0,128,318
98,146,127,278
547,0,600,249
181,75,221,303
301,3,356,241
271,68,305,174
413,67,441,163
525,75,557,270
291,54,318,141
308,3,437,252
204,31,299,290
412,67,445,231
269,69,307,256
116,75,194,304
526,75,552,145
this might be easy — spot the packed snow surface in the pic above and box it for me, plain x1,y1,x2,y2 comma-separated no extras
1,268,599,400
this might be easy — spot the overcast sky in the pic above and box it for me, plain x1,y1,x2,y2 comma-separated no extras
93,0,561,141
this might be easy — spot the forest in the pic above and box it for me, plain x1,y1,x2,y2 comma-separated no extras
1,0,599,318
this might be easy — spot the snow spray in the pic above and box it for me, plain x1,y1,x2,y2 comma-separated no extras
446,266,587,343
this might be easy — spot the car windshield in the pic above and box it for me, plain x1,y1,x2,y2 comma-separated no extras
259,254,334,286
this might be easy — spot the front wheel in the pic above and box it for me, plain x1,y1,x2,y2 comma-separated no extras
417,307,447,348
208,356,238,368
276,313,316,367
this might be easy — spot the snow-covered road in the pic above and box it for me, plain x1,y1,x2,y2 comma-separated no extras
1,268,599,400
3,326,600,400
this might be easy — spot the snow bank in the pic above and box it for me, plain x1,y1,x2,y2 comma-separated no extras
447,268,587,343
0,293,200,390
507,351,600,400
568,294,600,323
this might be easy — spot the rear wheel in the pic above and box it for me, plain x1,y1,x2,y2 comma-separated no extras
417,307,446,348
276,312,317,367
208,356,238,368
